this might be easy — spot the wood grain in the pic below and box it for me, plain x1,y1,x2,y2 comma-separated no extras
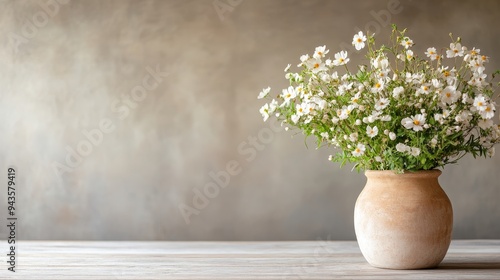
2,240,500,279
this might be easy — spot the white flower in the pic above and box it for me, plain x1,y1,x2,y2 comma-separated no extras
416,84,431,95
464,48,480,62
406,50,414,60
321,132,329,139
291,114,300,124
371,80,385,93
441,86,460,104
258,87,271,99
352,31,367,50
469,56,488,75
455,110,471,123
375,98,390,110
371,55,389,69
349,132,358,142
446,42,464,58
401,37,414,49
338,106,354,120
375,156,382,162
319,73,331,82
313,97,327,110
294,73,303,82
269,99,278,112
488,147,496,157
480,103,495,119
338,82,354,95
392,86,404,99
442,109,451,118
376,69,391,81
306,102,318,115
401,114,426,131
306,58,328,73
396,143,410,152
425,47,439,60
350,93,361,107
430,137,438,148
331,71,339,81
380,115,392,122
260,103,270,121
366,125,379,138
480,55,489,63
313,45,329,59
468,72,488,88
473,95,488,111
284,64,291,72
328,155,333,161
389,132,396,140
352,143,366,157
432,78,443,89
410,147,421,156
362,115,376,124
281,86,297,107
478,119,494,129
295,103,306,117
333,51,350,66
355,119,362,125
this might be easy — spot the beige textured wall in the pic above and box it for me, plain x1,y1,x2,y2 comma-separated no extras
0,0,499,241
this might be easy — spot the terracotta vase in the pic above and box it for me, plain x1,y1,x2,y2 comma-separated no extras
354,170,453,269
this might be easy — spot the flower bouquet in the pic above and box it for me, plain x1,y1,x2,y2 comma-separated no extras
258,25,499,172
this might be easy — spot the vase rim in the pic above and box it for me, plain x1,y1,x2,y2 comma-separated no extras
365,169,442,178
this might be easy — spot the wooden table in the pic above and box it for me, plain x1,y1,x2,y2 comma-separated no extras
3,240,500,279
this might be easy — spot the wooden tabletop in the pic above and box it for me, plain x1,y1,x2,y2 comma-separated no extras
3,240,500,279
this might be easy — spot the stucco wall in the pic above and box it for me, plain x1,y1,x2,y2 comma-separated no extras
0,0,499,240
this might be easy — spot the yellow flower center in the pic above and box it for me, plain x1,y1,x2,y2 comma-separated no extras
481,55,487,61
423,86,429,91
413,120,420,126
357,38,362,43
486,107,491,112
355,148,361,153
314,63,320,68
454,49,459,53
339,58,344,62
375,83,381,88
446,93,451,98
478,102,483,106
444,71,450,77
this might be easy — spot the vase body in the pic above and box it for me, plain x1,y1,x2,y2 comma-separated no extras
354,170,453,269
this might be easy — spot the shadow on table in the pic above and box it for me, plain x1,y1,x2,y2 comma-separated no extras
438,262,500,270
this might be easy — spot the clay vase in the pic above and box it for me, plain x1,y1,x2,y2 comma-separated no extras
354,170,453,269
